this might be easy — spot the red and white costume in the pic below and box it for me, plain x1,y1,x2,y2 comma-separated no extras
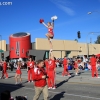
47,59,55,88
74,61,78,69
45,60,49,73
33,67,47,87
16,66,22,75
27,61,35,81
48,27,54,36
62,58,70,76
3,62,8,78
90,57,98,77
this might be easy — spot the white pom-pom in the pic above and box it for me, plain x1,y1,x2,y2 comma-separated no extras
51,15,58,20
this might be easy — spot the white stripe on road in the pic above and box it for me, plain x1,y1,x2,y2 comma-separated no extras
0,84,100,100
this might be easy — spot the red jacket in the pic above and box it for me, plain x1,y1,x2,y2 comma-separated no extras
33,67,47,87
27,61,35,69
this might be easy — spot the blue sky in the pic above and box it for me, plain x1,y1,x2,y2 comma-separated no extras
0,0,100,43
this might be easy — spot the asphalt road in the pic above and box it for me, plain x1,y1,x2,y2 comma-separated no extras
0,68,100,100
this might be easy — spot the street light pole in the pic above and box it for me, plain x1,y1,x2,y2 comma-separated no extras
86,32,93,58
0,35,2,50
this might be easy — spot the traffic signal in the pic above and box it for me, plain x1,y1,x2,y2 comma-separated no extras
77,31,81,38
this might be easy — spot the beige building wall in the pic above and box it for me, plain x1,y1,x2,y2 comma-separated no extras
70,51,78,58
0,40,6,51
35,38,66,58
35,38,79,58
78,43,87,55
35,38,100,58
78,43,100,56
64,40,78,51
35,38,65,50
88,44,100,55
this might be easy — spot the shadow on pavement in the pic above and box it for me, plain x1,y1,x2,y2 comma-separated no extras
50,91,65,100
0,83,24,94
56,79,68,88
78,72,84,76
56,74,75,88
8,76,15,78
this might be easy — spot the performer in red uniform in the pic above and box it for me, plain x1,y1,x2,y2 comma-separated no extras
47,51,56,89
3,61,8,79
90,55,99,78
74,59,79,75
15,61,22,84
27,57,35,83
0,61,4,79
62,56,70,76
42,20,54,51
45,58,49,73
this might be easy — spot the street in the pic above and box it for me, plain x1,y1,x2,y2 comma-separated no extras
0,68,100,100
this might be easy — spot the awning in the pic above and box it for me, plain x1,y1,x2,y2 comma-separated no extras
0,50,4,52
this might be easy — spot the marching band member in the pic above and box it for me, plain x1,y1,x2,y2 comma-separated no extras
27,57,35,83
15,61,22,84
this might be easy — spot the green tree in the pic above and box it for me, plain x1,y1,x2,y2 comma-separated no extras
74,39,78,42
95,35,100,44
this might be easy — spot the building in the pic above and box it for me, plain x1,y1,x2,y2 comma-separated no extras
0,40,6,51
34,38,100,58
0,32,100,60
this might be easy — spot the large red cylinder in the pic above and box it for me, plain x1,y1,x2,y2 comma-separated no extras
9,32,31,59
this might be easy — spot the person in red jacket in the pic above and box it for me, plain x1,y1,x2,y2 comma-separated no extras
62,56,70,76
47,51,56,89
90,54,99,78
27,57,35,83
33,60,48,100
3,61,8,79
